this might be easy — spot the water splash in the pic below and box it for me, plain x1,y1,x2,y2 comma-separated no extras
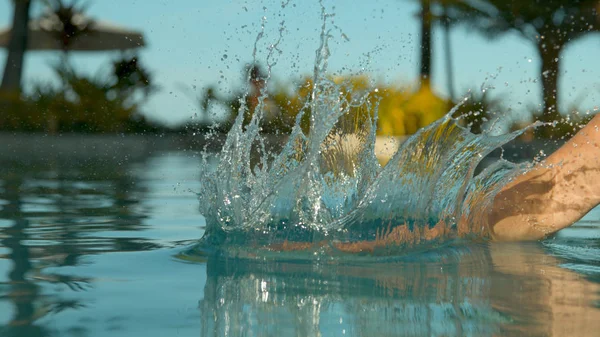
191,4,531,259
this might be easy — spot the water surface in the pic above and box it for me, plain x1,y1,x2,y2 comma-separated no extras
0,144,599,336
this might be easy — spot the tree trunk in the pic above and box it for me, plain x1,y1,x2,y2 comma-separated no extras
419,0,432,85
537,43,562,125
1,0,32,94
441,5,455,99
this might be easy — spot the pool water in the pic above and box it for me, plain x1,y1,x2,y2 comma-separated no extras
0,146,599,337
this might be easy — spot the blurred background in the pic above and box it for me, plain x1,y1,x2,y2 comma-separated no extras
1,0,599,138
1,2,600,336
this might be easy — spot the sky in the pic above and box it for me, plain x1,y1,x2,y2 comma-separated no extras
1,0,600,126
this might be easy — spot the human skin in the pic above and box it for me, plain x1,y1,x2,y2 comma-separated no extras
490,113,600,241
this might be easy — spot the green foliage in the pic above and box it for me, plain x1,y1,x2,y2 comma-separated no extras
0,56,158,133
447,0,600,133
267,78,311,134
449,89,597,140
451,89,504,134
40,0,93,51
196,70,450,136
447,0,600,43
517,106,598,140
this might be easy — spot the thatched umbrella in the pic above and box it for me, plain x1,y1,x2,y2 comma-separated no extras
0,13,145,52
1,1,145,95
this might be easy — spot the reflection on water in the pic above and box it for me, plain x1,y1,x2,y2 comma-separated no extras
0,146,203,336
0,144,598,336
199,242,600,337
0,154,150,336
200,245,503,337
0,179,48,337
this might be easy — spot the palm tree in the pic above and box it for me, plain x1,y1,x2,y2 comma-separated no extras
415,0,456,97
40,0,93,53
1,0,93,95
439,1,455,99
0,0,33,94
448,0,600,133
418,0,433,85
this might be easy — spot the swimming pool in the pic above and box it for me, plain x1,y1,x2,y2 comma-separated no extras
0,144,598,337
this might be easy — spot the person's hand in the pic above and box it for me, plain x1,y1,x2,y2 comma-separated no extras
490,114,600,240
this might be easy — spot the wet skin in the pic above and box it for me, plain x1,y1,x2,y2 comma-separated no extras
491,113,600,240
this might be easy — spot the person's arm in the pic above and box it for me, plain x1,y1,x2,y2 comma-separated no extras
490,114,600,241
